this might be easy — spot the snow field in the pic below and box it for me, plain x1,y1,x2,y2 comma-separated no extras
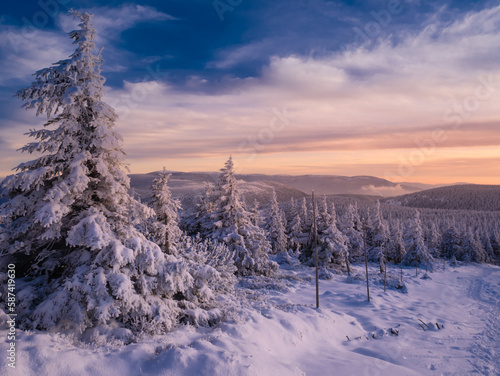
2,262,498,376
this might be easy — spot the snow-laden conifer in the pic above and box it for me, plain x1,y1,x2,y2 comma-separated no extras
440,226,461,259
200,156,278,276
366,201,388,273
301,198,348,273
341,202,363,262
0,12,216,339
403,210,434,271
248,199,262,227
265,188,290,262
148,168,182,255
459,227,488,263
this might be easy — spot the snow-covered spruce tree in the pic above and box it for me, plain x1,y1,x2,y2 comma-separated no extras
304,198,349,274
392,219,406,283
298,197,309,232
201,156,278,276
482,234,494,261
488,229,500,261
265,188,290,263
341,202,363,262
288,197,310,255
325,202,350,274
403,210,434,272
425,222,441,258
459,227,487,263
440,226,461,260
182,235,236,295
288,197,296,218
0,12,216,338
184,181,215,236
287,209,308,257
248,198,262,227
387,219,406,264
300,196,325,264
366,201,388,273
148,168,182,255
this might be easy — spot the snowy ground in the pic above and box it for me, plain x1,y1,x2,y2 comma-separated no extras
1,262,499,376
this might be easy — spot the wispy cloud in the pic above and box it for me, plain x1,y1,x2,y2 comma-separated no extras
109,5,500,168
57,5,174,38
1,2,499,184
0,27,71,84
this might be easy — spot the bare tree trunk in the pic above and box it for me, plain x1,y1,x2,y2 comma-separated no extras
312,191,319,309
363,221,370,302
400,258,403,285
165,220,171,255
384,261,387,292
416,254,418,277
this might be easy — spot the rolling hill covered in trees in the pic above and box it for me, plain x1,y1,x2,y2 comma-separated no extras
384,185,500,211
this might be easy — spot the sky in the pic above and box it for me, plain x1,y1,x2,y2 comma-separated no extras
0,0,499,185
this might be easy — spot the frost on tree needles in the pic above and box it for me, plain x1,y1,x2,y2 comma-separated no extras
0,11,221,342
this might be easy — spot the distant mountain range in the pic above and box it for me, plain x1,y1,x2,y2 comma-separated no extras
128,171,308,208
0,172,497,212
129,171,500,212
383,184,500,211
128,171,424,207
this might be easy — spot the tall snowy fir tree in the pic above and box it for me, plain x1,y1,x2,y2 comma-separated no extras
460,227,487,263
0,12,218,339
248,199,262,227
149,168,182,255
287,208,308,257
341,202,363,262
186,182,216,236
403,210,434,272
302,197,348,274
387,219,406,264
425,222,442,258
326,202,350,274
198,156,277,276
440,225,461,260
366,201,388,273
265,188,290,263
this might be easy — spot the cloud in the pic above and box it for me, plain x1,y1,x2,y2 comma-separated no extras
0,27,72,84
0,3,174,84
53,5,175,76
103,0,500,175
1,2,500,184
57,5,174,39
360,184,411,197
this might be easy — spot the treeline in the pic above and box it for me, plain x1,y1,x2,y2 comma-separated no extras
175,158,500,276
384,184,500,211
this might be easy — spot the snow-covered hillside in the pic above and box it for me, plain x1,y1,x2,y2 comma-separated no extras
2,262,498,376
128,171,308,208
128,171,425,204
384,185,500,211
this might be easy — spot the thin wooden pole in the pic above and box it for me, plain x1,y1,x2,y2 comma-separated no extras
363,220,370,302
400,257,403,285
312,191,319,309
384,254,387,293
